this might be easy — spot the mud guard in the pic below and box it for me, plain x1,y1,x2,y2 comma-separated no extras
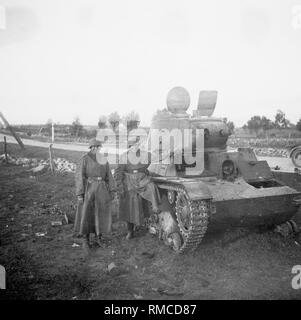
152,177,213,201
180,181,213,201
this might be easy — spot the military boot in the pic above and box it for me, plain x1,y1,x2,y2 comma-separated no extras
126,222,134,240
82,234,91,251
95,234,104,247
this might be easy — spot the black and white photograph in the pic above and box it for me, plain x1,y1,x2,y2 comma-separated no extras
0,0,301,304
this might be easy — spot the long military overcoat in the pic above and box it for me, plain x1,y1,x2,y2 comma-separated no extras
114,150,160,226
74,152,115,236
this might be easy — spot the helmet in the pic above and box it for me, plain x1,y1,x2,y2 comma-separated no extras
88,138,102,149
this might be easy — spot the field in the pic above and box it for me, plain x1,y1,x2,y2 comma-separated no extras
0,143,301,300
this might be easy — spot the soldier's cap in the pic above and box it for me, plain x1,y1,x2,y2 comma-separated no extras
88,138,103,148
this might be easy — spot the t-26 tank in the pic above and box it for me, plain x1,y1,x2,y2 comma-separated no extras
146,87,301,254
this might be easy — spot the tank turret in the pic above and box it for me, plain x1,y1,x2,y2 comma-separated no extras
151,87,230,154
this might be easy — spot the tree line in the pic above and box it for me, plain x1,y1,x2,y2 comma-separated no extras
13,108,300,139
46,111,141,138
243,110,301,134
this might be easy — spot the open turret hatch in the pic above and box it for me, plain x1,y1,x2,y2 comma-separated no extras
195,90,218,117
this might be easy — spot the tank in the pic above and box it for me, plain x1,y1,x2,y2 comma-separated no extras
288,145,301,168
145,87,301,254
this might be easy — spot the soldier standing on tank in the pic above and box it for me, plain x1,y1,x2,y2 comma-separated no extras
114,137,161,240
74,138,116,250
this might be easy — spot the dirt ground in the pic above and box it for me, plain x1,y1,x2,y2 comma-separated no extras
1,143,301,300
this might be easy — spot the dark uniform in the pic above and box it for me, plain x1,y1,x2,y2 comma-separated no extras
74,140,115,248
115,147,160,239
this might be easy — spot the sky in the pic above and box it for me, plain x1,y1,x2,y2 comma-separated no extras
0,0,300,127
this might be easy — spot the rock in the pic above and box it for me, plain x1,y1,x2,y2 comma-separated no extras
51,220,63,226
274,222,293,237
157,288,184,296
31,164,48,174
148,226,157,235
141,252,155,259
35,232,46,237
133,294,143,300
108,262,117,272
108,265,128,277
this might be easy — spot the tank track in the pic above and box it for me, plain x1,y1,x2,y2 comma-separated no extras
157,182,211,254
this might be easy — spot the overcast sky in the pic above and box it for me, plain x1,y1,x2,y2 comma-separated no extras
0,0,300,126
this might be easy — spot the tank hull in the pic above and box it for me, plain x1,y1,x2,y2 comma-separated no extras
207,178,300,230
152,176,301,232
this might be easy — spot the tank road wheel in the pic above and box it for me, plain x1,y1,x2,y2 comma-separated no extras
175,191,211,254
291,147,301,168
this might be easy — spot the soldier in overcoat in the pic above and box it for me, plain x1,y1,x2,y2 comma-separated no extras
74,139,115,249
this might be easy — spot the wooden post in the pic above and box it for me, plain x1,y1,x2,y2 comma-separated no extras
0,112,25,149
51,122,54,143
4,136,8,163
48,144,55,174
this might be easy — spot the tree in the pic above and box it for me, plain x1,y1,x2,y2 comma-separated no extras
261,116,274,131
222,117,235,135
244,115,275,134
246,115,262,134
123,111,140,131
108,112,121,132
296,119,301,132
226,121,235,134
98,115,107,129
71,117,83,137
152,108,171,122
274,109,290,129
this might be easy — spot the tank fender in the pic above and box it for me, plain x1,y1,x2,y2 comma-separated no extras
180,181,212,201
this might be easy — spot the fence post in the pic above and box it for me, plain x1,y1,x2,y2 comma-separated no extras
4,135,8,163
51,122,54,143
49,144,55,174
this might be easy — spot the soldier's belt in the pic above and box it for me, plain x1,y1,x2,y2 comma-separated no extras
87,177,103,182
126,169,146,174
